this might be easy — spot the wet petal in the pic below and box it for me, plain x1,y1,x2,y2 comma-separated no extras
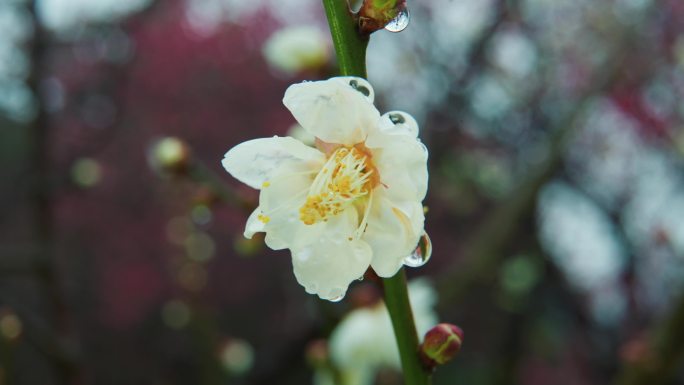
259,166,324,250
291,210,372,300
369,133,428,203
244,207,265,239
283,77,381,146
222,136,324,189
365,192,424,277
379,111,419,138
335,77,375,103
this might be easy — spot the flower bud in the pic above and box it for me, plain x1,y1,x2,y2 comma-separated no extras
148,137,190,175
419,323,463,368
262,26,330,75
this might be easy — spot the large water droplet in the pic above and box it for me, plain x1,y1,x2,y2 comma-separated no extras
384,9,410,33
388,113,406,124
349,79,370,98
403,232,432,267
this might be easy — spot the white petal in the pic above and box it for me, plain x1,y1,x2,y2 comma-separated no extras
222,136,324,189
290,209,372,300
244,207,265,239
365,193,424,277
283,77,380,146
407,278,439,335
329,305,396,383
258,165,324,250
368,133,428,203
379,111,419,138
333,76,375,103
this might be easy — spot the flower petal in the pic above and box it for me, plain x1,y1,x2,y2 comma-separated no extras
244,207,265,239
222,136,324,189
368,133,428,203
291,209,372,300
283,77,380,146
335,76,375,103
258,165,323,250
379,111,419,138
365,192,424,277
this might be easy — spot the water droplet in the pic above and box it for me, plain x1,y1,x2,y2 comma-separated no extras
349,79,370,97
328,287,346,302
403,232,432,267
384,9,410,33
389,113,406,124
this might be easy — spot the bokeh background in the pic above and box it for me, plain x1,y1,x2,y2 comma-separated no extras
2,0,684,384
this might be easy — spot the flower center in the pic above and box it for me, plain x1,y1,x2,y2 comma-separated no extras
299,146,376,225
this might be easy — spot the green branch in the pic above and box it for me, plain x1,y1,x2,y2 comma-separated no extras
321,1,430,384
322,0,368,77
383,269,431,385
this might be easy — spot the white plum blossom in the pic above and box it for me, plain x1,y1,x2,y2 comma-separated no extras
222,77,428,300
317,279,438,385
262,26,331,75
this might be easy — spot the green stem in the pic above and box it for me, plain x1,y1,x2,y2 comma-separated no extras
320,2,429,384
383,269,431,385
322,0,369,77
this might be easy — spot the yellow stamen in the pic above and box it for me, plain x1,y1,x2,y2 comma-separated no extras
299,146,377,226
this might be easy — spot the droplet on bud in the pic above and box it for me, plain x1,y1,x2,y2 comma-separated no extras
403,232,432,267
420,323,464,368
384,9,410,33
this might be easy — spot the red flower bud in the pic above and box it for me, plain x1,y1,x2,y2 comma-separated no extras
419,323,464,368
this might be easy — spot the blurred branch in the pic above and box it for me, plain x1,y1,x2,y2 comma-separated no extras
452,0,511,91
436,16,641,306
24,1,79,382
187,160,254,211
614,294,684,385
0,292,79,370
0,245,46,274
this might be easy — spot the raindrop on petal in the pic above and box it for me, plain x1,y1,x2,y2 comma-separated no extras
329,294,345,302
389,113,406,124
349,79,371,98
384,9,410,33
403,232,432,267
328,288,346,302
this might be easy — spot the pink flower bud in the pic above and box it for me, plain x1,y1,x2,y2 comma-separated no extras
420,323,464,368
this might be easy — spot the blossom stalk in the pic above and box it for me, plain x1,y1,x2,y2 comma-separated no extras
320,1,432,384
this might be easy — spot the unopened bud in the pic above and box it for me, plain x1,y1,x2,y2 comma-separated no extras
148,137,190,175
420,323,463,368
